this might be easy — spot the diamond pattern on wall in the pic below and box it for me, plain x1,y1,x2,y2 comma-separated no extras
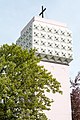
25,37,28,41
26,30,29,34
61,37,66,42
61,52,66,57
16,19,73,65
54,50,60,56
60,30,65,36
47,42,53,47
54,36,59,42
54,29,59,34
67,53,72,58
61,45,66,50
40,26,46,31
34,39,39,45
29,34,32,39
41,48,46,53
54,43,59,49
47,27,52,33
34,32,39,37
47,49,53,55
67,46,72,51
40,40,46,46
32,23,73,64
34,45,40,52
67,39,72,44
25,43,29,48
47,35,52,40
40,33,46,38
67,32,72,37
34,24,39,30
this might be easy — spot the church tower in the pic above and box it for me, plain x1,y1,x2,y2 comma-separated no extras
16,8,73,120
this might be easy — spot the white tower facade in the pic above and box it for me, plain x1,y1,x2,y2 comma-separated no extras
16,16,73,120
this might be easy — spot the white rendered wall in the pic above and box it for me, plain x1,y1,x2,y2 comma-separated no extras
40,61,72,120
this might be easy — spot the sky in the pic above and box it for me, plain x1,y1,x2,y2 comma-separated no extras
0,0,80,80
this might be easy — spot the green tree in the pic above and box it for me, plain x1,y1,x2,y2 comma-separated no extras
70,72,80,120
0,44,62,120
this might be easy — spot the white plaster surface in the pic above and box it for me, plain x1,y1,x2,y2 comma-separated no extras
40,61,72,120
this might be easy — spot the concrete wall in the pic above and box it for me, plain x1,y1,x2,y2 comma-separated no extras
40,61,72,120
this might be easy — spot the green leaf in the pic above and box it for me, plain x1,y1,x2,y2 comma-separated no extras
0,44,62,120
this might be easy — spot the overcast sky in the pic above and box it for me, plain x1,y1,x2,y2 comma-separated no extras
0,0,80,79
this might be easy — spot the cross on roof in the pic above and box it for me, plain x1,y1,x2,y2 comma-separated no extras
39,6,46,18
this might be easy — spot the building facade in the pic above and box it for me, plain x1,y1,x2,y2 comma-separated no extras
16,16,73,120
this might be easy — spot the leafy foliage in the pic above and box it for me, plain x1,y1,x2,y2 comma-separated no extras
0,44,62,120
70,72,80,120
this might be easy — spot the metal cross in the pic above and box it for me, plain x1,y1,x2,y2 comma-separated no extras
39,6,46,18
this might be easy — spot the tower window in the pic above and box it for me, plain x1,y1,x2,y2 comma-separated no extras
60,30,65,36
40,33,46,38
34,32,39,37
62,52,66,57
67,32,72,37
41,48,46,53
48,42,53,47
40,26,45,31
61,45,66,50
55,51,59,56
54,36,59,41
47,27,52,32
55,43,59,48
47,35,52,40
61,38,65,42
54,29,59,34
41,41,46,46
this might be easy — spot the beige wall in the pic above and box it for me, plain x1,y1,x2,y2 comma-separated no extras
40,61,72,120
